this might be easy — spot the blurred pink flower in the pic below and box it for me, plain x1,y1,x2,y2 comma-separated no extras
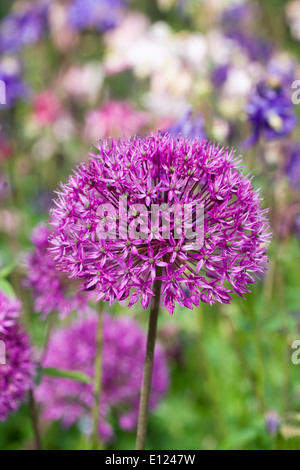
0,133,14,160
59,63,104,104
32,91,62,127
84,100,148,141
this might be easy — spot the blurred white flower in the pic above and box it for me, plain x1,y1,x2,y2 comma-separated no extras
223,67,252,97
48,2,78,52
286,1,300,41
104,12,150,74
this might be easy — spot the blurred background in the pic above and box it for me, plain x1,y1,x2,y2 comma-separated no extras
1,0,300,450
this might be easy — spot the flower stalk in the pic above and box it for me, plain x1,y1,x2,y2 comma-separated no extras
28,389,43,451
136,270,162,451
91,301,104,450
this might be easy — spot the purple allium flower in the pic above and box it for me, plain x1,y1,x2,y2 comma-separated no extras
167,110,206,141
0,291,20,335
265,411,280,436
49,133,270,314
0,294,35,421
286,144,300,190
36,314,169,441
0,2,48,53
25,223,92,319
0,58,28,108
68,0,126,32
244,80,297,146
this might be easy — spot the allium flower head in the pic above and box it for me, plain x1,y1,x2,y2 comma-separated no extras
25,223,91,319
37,314,169,441
245,79,297,146
50,133,270,314
0,294,35,421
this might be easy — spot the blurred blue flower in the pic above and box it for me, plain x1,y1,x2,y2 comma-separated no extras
244,80,297,146
168,109,206,140
265,411,280,436
222,4,272,62
230,32,272,63
0,60,29,108
68,0,127,32
286,144,300,190
211,64,229,88
0,2,48,53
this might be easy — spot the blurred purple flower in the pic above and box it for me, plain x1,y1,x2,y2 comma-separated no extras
0,59,28,107
25,223,92,319
244,81,297,146
0,174,8,199
265,411,280,436
231,32,272,63
222,4,272,62
286,144,300,190
167,109,206,140
68,0,127,32
295,214,300,240
211,65,229,88
49,133,270,315
0,2,48,53
36,314,169,441
0,293,35,421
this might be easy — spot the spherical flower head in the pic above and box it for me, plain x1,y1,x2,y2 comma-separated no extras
0,291,20,335
36,314,169,441
50,133,270,315
0,295,35,421
245,79,297,146
25,223,92,319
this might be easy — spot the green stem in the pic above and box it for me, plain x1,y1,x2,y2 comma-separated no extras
136,273,162,451
91,301,104,450
28,389,43,451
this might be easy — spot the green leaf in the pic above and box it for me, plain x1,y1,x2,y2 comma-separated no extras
0,261,17,279
41,367,92,384
0,279,16,298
